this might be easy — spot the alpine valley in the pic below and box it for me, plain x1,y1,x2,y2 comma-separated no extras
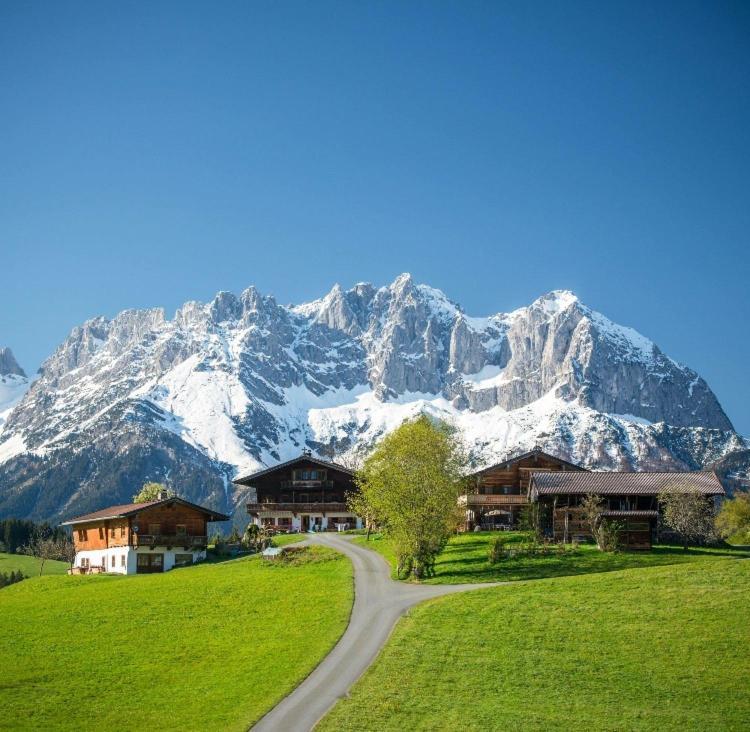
0,274,747,523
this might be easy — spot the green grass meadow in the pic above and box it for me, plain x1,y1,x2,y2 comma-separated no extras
0,547,352,731
0,551,68,576
354,531,750,583
320,558,750,731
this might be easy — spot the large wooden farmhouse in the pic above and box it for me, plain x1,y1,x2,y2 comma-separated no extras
61,495,229,574
461,448,586,530
236,451,361,532
529,470,725,549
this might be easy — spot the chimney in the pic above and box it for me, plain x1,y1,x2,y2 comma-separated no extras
157,490,171,500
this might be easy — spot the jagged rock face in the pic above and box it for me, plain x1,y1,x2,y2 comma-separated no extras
0,276,743,522
0,348,25,378
710,449,750,495
0,347,30,433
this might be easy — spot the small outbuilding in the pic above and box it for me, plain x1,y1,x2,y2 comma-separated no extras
529,470,725,549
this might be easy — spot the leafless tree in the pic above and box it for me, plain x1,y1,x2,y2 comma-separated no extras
659,485,716,550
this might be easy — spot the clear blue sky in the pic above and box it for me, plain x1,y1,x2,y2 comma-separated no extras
1,1,748,433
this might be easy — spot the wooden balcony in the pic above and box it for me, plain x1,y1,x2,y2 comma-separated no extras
133,534,206,548
462,494,528,506
247,502,349,515
280,479,335,489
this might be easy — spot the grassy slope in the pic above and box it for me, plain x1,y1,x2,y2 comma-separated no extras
354,531,750,583
0,551,68,576
272,533,309,547
320,559,750,731
0,547,352,731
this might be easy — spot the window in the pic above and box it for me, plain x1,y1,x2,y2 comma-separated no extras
175,524,186,536
77,529,88,542
121,555,126,567
627,522,650,532
98,527,104,540
111,527,116,538
136,554,164,573
293,469,326,482
80,557,90,568
111,555,116,568
120,526,126,538
174,554,193,567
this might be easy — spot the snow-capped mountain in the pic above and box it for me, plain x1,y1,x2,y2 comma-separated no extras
0,348,30,433
0,275,745,522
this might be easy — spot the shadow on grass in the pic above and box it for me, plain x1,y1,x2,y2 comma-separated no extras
429,542,750,585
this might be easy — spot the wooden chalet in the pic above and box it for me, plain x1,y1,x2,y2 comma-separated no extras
61,495,229,574
529,471,726,549
236,451,361,532
461,448,586,530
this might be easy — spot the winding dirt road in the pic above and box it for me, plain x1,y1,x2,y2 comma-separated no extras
251,533,498,732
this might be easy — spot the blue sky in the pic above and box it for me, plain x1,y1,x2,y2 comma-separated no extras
1,1,748,433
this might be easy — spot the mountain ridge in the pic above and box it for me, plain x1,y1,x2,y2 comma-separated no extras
0,275,745,523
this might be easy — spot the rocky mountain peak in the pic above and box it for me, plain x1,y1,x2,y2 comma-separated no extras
530,289,580,317
0,347,25,378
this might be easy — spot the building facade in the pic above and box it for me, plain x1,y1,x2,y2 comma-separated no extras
461,448,587,530
236,452,362,532
529,471,726,549
61,496,229,574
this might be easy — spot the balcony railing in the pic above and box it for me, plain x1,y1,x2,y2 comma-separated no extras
247,502,349,514
134,534,206,548
280,479,335,489
462,494,528,506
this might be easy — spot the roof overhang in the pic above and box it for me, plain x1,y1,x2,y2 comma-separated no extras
61,497,230,526
233,453,354,486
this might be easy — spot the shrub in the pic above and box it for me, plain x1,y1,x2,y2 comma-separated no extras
488,535,510,564
715,492,750,543
0,570,26,589
596,520,622,552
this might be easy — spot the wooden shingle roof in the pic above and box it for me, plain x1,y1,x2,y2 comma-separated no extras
469,447,585,478
233,452,354,485
530,471,725,497
60,497,230,526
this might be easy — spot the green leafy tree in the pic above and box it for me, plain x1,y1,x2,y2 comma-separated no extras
354,415,468,579
132,482,174,503
715,491,750,543
659,485,716,550
346,490,378,540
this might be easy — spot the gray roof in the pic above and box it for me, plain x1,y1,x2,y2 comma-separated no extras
530,471,725,497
